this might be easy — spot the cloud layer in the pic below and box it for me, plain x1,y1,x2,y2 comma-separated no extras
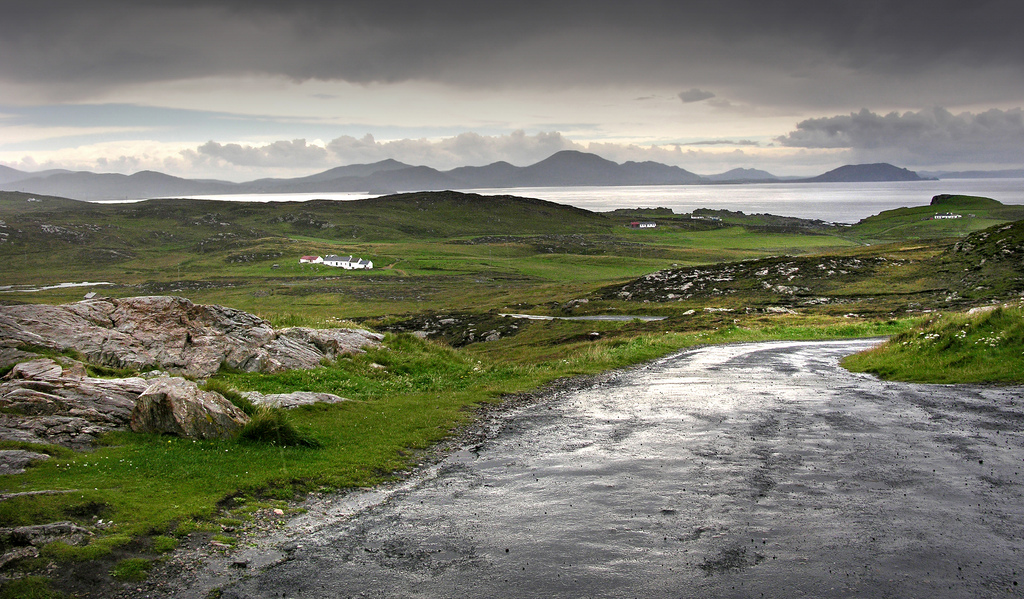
779,107,1024,167
3,1,1023,110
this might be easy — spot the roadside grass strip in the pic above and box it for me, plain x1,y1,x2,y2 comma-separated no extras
843,304,1024,383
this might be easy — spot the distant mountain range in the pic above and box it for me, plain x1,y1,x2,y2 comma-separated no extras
0,151,949,201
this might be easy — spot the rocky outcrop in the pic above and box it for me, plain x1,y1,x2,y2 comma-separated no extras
0,298,384,447
131,378,249,440
0,358,149,448
244,390,348,409
0,296,383,377
0,357,248,446
367,311,521,347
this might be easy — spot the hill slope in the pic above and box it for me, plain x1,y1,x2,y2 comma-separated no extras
799,163,927,183
845,195,1024,242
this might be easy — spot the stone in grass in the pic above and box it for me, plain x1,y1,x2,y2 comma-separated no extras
130,378,249,440
244,390,348,409
0,450,50,475
3,522,92,547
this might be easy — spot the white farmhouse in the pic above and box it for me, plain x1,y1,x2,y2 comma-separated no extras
299,255,323,264
322,255,373,269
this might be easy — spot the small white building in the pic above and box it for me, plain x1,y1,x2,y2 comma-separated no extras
630,221,657,229
933,213,962,220
299,255,323,264
322,255,373,269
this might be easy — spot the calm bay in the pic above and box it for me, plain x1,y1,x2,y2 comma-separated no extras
149,178,1024,224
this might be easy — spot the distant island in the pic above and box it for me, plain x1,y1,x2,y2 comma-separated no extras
794,163,932,183
1,150,940,202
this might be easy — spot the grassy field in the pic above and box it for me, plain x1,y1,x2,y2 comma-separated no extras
1,190,1023,597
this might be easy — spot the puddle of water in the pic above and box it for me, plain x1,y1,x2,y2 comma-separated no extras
0,281,113,293
500,313,666,322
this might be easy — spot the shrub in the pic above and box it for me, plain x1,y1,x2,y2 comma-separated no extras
238,407,321,448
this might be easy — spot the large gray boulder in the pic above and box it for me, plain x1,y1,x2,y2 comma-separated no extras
0,296,383,377
130,378,249,440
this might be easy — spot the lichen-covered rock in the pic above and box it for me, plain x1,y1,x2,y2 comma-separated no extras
131,378,249,440
0,296,382,378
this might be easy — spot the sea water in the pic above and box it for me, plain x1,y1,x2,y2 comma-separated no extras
463,179,1024,223
140,178,1024,224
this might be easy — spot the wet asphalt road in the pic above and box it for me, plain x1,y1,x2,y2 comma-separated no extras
223,339,1024,599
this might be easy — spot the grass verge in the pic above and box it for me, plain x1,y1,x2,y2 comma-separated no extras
842,303,1024,383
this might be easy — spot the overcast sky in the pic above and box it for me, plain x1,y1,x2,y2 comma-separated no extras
2,0,1023,180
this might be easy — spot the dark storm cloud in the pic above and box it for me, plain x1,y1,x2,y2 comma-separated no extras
678,89,716,103
778,107,1024,165
3,0,1023,105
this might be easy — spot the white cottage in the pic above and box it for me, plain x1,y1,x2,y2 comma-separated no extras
322,255,373,269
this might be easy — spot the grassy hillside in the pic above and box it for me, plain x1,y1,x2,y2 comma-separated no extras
598,218,1024,320
0,190,856,316
843,194,1024,242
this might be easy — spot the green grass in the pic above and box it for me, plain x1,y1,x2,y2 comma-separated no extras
0,576,67,599
38,534,132,563
110,557,155,581
150,535,179,553
842,304,1024,383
